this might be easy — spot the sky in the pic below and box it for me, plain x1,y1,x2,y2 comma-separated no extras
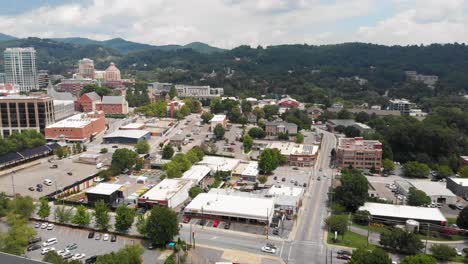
0,0,466,48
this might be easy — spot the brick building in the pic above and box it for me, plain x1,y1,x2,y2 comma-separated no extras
56,79,94,97
45,111,106,142
336,137,382,171
77,92,101,112
96,96,129,115
278,96,300,108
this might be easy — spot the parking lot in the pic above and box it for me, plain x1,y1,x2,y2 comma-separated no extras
0,157,99,198
27,222,161,263
267,166,312,188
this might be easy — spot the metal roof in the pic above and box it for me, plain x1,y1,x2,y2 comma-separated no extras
101,95,125,104
83,92,100,101
103,130,151,139
359,202,447,222
85,183,123,196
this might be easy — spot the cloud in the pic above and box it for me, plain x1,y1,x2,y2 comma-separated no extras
0,0,466,48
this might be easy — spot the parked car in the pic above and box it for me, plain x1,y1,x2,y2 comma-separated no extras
198,219,206,226
57,249,70,256
456,248,463,256
303,183,307,187
273,176,277,180
103,234,109,241
40,223,48,229
281,178,285,182
47,223,54,230
63,252,73,260
27,244,41,251
28,237,42,244
88,231,95,239
50,164,58,169
36,183,43,188
112,145,118,148
266,243,277,249
213,219,220,228
66,243,78,251
261,246,276,254
28,187,35,191
182,216,191,223
72,253,86,260
337,250,352,256
449,204,458,210
42,238,57,247
110,235,117,242
456,204,465,210
36,187,43,192
337,254,351,260
41,247,56,255
224,222,231,229
95,233,101,240
34,222,41,228
85,256,98,264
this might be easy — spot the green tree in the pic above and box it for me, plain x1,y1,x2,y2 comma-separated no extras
0,192,10,217
43,251,82,264
169,86,178,99
0,217,36,256
72,205,91,226
253,107,265,120
431,244,457,261
259,148,280,174
382,159,395,174
162,145,175,159
135,140,150,154
456,206,468,229
459,166,468,178
435,164,453,178
257,176,267,184
296,132,304,143
164,162,183,178
55,206,73,224
96,244,144,264
334,169,369,212
407,187,431,206
400,254,437,264
263,105,279,120
135,100,167,117
115,205,135,233
241,99,252,113
37,198,50,220
201,112,214,124
172,153,192,171
380,228,423,254
355,111,371,123
213,124,225,140
402,161,430,178
189,186,204,198
325,215,348,236
352,210,371,225
94,200,110,231
135,157,144,171
143,207,179,246
344,126,361,138
277,132,289,140
9,196,35,219
248,127,266,139
111,148,138,172
243,134,253,153
349,248,392,264
80,84,112,97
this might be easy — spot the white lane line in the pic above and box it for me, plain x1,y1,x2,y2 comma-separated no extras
280,240,285,257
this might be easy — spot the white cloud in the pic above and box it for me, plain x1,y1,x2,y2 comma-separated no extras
0,0,466,48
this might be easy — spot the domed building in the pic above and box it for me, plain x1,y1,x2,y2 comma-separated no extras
104,62,121,81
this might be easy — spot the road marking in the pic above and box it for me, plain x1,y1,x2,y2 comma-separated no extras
279,240,285,257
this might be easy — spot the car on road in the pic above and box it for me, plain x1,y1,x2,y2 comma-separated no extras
27,244,41,251
261,246,276,254
50,164,58,169
40,223,48,229
36,187,43,192
337,254,351,260
213,219,220,227
72,253,86,260
303,183,307,187
456,204,465,210
42,238,57,247
95,233,101,240
28,187,35,191
88,231,95,239
66,243,78,251
36,183,43,188
112,145,118,148
34,222,41,228
224,222,231,229
281,178,286,182
319,168,323,172
273,176,277,180
41,247,56,255
293,167,298,170
103,234,109,241
111,235,117,242
182,216,191,223
317,177,321,181
47,223,54,230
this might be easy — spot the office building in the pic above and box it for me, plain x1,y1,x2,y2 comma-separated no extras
138,179,192,209
265,141,318,167
45,111,106,142
4,47,39,91
336,137,382,171
56,78,94,97
77,92,101,112
175,84,223,98
0,73,6,84
0,95,55,137
389,99,414,115
78,58,95,79
37,70,49,89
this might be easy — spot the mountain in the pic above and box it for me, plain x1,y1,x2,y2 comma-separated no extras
52,37,225,54
0,33,17,41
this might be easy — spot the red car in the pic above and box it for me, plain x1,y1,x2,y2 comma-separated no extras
182,216,191,223
213,219,220,227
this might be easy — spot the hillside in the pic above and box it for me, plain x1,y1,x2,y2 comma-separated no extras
0,33,16,41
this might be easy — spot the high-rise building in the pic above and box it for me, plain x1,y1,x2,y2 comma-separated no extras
0,73,5,84
78,58,95,79
38,70,49,89
4,47,39,91
0,94,55,137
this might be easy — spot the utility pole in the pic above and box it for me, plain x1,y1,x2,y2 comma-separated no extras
425,223,430,253
266,208,269,240
10,171,15,196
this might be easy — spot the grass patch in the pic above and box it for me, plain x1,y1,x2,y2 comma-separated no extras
416,234,465,242
448,217,457,225
327,231,375,250
352,223,390,234
451,256,467,263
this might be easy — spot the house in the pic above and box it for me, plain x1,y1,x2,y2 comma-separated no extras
265,121,298,136
96,95,129,115
210,114,227,130
77,92,100,112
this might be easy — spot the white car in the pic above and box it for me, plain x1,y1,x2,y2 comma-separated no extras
456,248,463,256
41,223,48,229
47,224,54,230
57,249,70,256
72,253,86,260
41,247,56,255
42,238,57,247
103,234,109,241
261,246,276,254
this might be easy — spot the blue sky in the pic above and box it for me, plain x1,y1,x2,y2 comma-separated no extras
0,0,466,48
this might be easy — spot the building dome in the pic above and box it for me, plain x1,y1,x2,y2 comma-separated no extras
104,62,121,81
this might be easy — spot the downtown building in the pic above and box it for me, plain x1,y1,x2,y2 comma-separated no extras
336,137,383,171
4,47,39,91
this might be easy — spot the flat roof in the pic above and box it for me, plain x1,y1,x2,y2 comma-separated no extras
448,178,468,186
120,123,145,129
103,130,150,139
85,183,122,196
182,165,211,183
410,181,456,197
47,113,98,128
210,114,226,122
268,185,304,197
185,192,274,221
266,141,318,156
142,179,192,201
198,156,240,172
359,202,447,222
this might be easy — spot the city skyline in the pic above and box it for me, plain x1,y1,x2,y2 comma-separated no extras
0,0,466,49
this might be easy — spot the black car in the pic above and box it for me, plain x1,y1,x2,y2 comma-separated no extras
36,187,43,192
303,183,307,187
224,222,231,229
112,145,119,148
28,187,35,191
337,254,351,260
281,178,286,182
36,183,43,188
63,253,73,260
337,250,352,256
199,219,206,226
449,204,457,210
88,231,95,239
85,256,98,264
27,244,41,251
111,234,117,242
28,237,41,244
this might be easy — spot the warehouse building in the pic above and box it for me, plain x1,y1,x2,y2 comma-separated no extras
197,156,241,174
138,179,192,209
181,165,212,188
395,180,457,205
447,178,468,200
184,192,274,224
232,161,259,182
85,183,123,207
103,130,151,144
359,202,447,226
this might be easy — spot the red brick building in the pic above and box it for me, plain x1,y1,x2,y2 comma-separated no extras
336,137,383,171
278,96,300,108
77,92,101,112
95,96,129,115
56,79,94,97
45,111,106,142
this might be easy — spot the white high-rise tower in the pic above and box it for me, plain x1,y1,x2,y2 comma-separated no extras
4,47,39,91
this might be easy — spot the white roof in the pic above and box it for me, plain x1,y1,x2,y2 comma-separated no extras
185,192,274,221
103,130,150,139
79,153,100,159
268,185,304,197
142,179,192,201
266,141,318,156
410,181,456,197
241,161,259,176
359,202,447,222
47,113,99,128
86,183,122,195
210,114,226,122
182,165,211,184
449,178,468,186
120,123,145,129
198,156,240,172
